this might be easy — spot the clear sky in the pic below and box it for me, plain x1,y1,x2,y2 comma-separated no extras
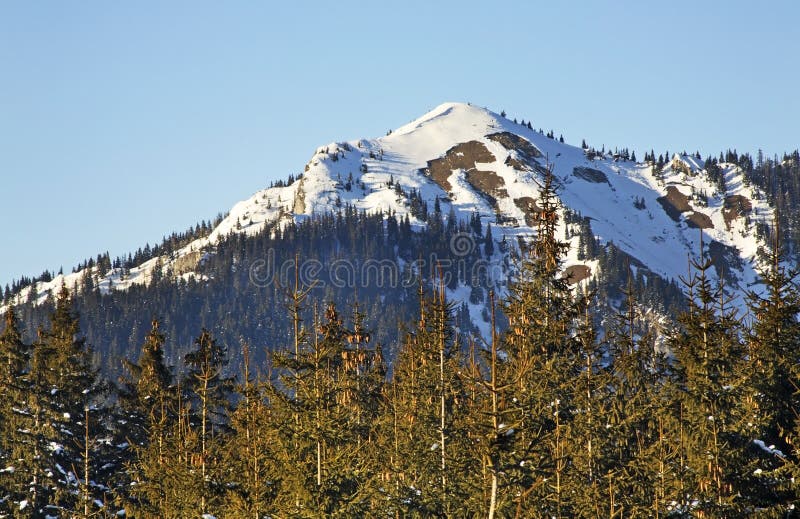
1,0,798,289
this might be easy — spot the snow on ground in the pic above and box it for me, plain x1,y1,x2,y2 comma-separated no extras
2,102,774,322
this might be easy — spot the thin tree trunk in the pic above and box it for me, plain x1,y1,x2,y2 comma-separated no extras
314,311,322,489
437,280,447,502
32,399,40,509
84,406,90,519
488,292,499,519
201,374,209,514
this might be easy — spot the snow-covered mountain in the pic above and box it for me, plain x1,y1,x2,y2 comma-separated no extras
3,102,774,319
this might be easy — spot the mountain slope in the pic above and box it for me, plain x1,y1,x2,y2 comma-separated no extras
3,102,774,325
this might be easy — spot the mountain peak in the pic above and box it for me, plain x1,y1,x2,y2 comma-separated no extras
4,102,775,323
390,102,503,138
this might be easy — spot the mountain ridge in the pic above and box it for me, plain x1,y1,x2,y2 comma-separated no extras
2,102,775,326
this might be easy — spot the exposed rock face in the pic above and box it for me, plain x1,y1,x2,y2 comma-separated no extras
465,170,507,204
572,166,609,184
487,132,542,160
7,102,774,337
293,177,306,214
505,156,530,171
424,141,496,192
173,250,203,276
514,197,542,226
563,264,591,285
657,185,692,221
723,195,752,229
656,185,714,229
686,211,713,229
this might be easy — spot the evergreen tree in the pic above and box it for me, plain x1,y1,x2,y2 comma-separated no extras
268,301,382,516
120,318,177,517
746,226,800,458
667,252,757,515
460,291,533,517
0,306,35,516
376,282,464,516
182,328,234,516
484,223,495,257
605,280,674,516
499,165,582,517
561,296,614,518
28,285,112,517
119,319,173,448
126,327,233,518
744,223,800,511
220,345,281,517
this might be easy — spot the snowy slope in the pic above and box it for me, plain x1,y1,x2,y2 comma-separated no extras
2,102,774,322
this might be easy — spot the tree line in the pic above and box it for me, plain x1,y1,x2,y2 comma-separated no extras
2,172,800,517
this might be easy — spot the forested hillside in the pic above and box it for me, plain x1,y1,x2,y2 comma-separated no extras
4,198,687,381
2,171,800,517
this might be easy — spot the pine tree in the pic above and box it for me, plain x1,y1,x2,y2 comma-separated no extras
0,305,35,515
182,328,234,516
221,345,281,517
460,291,531,517
119,319,173,448
499,165,582,517
605,280,674,516
744,222,800,510
746,224,800,458
27,285,112,517
484,223,495,257
667,252,755,515
136,384,204,518
341,299,387,512
268,301,381,516
376,281,464,516
561,295,613,518
120,318,177,517
127,327,233,518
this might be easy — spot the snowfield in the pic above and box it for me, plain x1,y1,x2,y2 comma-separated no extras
2,102,774,324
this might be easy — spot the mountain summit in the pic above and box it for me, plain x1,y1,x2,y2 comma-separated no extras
5,102,773,321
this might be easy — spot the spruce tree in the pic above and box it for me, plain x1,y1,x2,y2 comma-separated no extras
667,252,755,515
28,285,111,517
605,280,673,516
0,306,35,516
460,291,532,518
746,226,800,458
744,223,800,510
120,318,177,517
221,345,281,517
499,165,582,517
269,301,380,516
119,319,173,448
561,296,614,518
182,328,234,516
376,282,464,516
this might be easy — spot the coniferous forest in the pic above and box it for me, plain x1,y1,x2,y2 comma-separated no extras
3,171,800,517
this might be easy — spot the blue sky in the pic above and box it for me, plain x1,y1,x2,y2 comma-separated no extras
1,1,798,289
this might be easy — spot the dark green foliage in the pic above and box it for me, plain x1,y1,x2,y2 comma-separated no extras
118,319,176,516
373,282,468,516
603,281,674,516
119,319,173,447
4,166,800,515
221,349,281,517
3,233,800,516
10,208,492,382
740,149,800,259
0,287,119,517
666,256,757,515
0,306,34,516
743,228,800,512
